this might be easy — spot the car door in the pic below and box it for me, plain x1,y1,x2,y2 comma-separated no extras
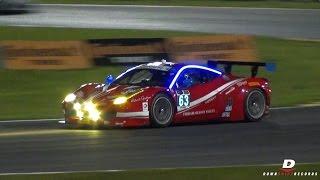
173,68,223,123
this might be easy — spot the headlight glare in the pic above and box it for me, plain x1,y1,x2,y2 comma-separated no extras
88,110,101,121
84,101,96,112
76,110,84,120
113,96,128,105
84,101,101,121
73,102,81,111
65,93,76,102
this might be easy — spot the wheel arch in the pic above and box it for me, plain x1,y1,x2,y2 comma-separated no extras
149,91,176,127
243,87,267,121
150,90,177,113
228,84,269,121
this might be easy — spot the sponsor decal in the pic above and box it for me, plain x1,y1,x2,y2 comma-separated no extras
177,78,244,113
221,112,230,117
262,159,318,177
183,109,215,116
142,102,148,112
131,96,151,103
222,98,233,117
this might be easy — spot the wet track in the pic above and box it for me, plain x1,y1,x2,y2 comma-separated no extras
0,4,320,39
0,106,319,173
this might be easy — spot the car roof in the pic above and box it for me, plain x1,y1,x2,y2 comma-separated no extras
136,61,176,71
136,60,222,75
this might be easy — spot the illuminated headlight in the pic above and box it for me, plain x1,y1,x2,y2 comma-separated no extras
84,101,101,121
73,102,83,120
88,110,101,121
64,93,76,102
73,101,101,121
76,110,84,120
84,101,96,112
113,96,128,105
73,102,81,111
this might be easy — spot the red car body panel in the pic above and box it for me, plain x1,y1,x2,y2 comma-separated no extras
62,62,272,127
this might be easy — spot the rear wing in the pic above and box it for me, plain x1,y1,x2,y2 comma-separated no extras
207,60,276,77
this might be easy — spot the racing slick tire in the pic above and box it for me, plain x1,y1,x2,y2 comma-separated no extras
244,89,266,122
150,93,174,128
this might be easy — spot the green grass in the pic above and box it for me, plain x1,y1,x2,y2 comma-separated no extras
32,0,320,9
1,163,319,180
256,37,320,106
0,26,320,119
0,67,124,119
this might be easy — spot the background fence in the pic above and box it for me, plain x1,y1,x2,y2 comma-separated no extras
0,35,257,70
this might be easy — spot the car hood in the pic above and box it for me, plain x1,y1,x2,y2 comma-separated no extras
91,85,146,104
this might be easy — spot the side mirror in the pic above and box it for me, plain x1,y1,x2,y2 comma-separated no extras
105,75,114,85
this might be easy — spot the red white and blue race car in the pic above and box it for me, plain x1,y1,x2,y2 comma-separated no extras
62,60,274,128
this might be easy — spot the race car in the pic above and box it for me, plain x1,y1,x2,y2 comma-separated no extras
62,60,274,128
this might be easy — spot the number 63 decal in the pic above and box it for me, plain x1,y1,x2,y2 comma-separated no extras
177,90,190,107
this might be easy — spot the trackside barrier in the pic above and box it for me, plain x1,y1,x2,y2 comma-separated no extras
165,35,257,64
0,41,92,70
0,35,257,69
88,38,168,65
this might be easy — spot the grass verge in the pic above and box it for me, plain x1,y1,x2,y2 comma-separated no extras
32,0,320,9
1,163,319,180
0,26,320,119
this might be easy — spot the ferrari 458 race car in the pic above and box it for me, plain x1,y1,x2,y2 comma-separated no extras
62,60,275,128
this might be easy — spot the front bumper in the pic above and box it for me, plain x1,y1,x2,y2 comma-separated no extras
63,99,150,128
64,116,149,127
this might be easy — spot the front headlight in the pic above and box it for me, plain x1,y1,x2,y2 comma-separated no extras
113,96,128,105
64,93,76,102
72,101,101,121
84,101,101,121
84,101,96,112
73,102,84,119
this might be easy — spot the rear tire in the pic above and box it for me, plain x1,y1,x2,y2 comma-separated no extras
150,93,174,128
244,89,266,122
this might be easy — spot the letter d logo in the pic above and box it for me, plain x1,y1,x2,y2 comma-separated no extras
282,159,295,169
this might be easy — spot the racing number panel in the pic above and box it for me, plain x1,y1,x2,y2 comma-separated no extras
173,68,223,122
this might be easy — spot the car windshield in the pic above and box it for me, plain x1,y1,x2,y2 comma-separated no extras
112,68,173,87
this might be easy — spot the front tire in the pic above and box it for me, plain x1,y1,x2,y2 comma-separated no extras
244,89,266,122
150,93,174,128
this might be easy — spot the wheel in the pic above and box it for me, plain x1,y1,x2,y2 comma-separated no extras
150,93,174,128
244,89,266,121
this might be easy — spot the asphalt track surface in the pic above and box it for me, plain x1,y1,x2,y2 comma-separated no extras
0,4,320,39
0,106,319,173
